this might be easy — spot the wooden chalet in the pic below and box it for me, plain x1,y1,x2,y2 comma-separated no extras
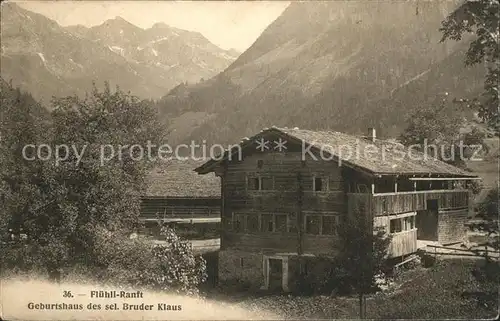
194,127,479,292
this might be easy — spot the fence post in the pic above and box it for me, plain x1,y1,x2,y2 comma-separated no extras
364,294,367,318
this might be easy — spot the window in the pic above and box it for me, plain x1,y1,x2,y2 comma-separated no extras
305,215,321,235
246,214,259,232
275,214,288,232
225,216,233,230
240,258,244,267
390,215,416,233
300,262,309,275
261,177,274,190
249,177,260,190
261,214,274,232
233,213,293,233
313,177,323,191
230,213,292,233
257,160,264,168
288,218,298,233
390,218,402,233
403,216,415,230
234,214,245,232
322,215,337,235
247,176,273,190
409,216,415,229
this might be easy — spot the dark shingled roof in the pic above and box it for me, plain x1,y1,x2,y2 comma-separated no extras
144,159,220,198
195,127,478,178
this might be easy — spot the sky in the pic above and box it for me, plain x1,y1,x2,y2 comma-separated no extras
15,0,290,52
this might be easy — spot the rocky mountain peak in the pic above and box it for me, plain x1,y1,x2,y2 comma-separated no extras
151,22,171,29
0,4,239,104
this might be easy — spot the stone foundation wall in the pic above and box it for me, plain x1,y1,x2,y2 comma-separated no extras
202,252,219,288
287,256,332,293
218,249,264,290
438,208,468,244
218,249,334,293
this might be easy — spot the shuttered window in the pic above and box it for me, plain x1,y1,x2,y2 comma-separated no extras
305,215,321,235
234,214,245,232
275,214,288,232
232,213,291,233
390,215,416,234
246,214,259,232
247,176,274,190
248,177,260,190
261,214,274,232
322,215,338,235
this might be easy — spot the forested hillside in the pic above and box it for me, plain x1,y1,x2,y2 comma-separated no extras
156,1,484,145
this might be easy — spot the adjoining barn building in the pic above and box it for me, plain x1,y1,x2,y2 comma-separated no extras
140,159,221,240
139,159,221,287
195,127,479,292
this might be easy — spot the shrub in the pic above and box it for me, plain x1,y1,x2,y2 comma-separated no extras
0,240,39,277
136,227,207,295
2,226,208,296
291,257,352,296
92,226,207,295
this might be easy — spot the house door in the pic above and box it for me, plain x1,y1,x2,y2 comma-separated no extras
268,258,283,292
416,199,439,241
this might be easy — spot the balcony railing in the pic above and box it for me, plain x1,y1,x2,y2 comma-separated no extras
372,190,469,216
389,229,417,257
347,189,470,217
140,205,221,219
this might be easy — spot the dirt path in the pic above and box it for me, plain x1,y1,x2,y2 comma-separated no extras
0,279,279,320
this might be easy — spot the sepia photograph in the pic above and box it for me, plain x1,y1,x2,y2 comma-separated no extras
0,0,498,320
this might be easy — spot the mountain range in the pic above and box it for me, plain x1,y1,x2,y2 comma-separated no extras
0,1,489,146
156,1,486,145
0,2,239,104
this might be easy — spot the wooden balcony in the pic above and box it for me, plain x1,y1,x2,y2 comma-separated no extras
371,190,469,216
140,205,221,219
390,229,417,257
140,217,221,224
347,190,470,257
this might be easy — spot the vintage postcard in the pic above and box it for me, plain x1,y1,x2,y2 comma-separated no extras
0,0,498,320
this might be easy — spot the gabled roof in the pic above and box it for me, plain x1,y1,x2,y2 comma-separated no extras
144,159,220,198
195,127,479,178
